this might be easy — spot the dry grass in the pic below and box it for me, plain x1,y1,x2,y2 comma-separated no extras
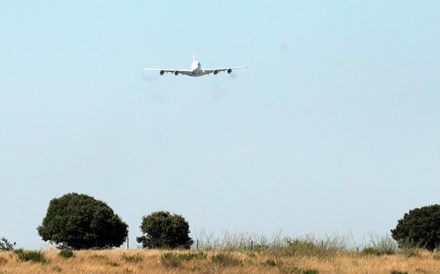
1,249,440,273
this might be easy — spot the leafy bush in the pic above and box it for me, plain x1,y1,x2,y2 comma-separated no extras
59,249,74,258
14,249,49,264
137,211,193,249
391,204,440,251
211,253,242,267
0,237,15,251
390,271,408,274
37,193,128,249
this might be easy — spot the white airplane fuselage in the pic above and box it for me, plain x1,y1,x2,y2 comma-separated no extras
145,54,245,77
189,60,206,77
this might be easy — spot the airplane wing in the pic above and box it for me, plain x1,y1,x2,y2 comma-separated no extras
203,66,247,75
144,68,193,76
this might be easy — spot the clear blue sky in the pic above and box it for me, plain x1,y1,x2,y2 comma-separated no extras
1,1,439,249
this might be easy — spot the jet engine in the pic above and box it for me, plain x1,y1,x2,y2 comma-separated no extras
174,71,179,76
213,70,218,75
160,70,165,75
227,68,232,74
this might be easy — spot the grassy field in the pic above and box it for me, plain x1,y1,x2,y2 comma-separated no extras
1,248,440,274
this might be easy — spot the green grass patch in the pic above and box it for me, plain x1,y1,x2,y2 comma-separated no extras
363,235,397,255
176,252,207,261
211,253,242,267
121,253,143,263
160,253,181,267
14,249,49,264
160,252,207,268
362,247,383,256
281,237,342,258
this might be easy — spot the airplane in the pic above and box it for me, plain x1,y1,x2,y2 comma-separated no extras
144,53,246,77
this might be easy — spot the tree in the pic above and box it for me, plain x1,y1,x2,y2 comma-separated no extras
391,204,440,251
37,193,128,249
0,237,15,251
137,211,193,249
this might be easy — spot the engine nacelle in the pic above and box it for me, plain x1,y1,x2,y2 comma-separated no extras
174,71,179,76
160,70,165,75
227,68,232,74
213,70,218,75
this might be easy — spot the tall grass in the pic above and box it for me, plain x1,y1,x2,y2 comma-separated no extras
160,251,207,267
121,253,143,263
193,230,350,258
193,230,275,250
1,247,440,273
362,234,398,255
211,253,243,267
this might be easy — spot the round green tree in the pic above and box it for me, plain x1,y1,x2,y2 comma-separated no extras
37,193,128,249
137,211,193,249
391,204,440,251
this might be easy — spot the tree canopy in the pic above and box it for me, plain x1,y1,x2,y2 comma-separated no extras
137,211,193,249
391,204,440,251
37,193,128,249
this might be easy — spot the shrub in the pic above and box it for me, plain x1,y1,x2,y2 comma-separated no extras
160,253,181,267
37,193,128,249
59,249,74,258
391,204,440,251
177,252,207,261
0,237,15,251
137,211,193,249
14,249,49,264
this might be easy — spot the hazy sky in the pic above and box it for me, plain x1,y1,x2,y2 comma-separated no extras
1,1,439,249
